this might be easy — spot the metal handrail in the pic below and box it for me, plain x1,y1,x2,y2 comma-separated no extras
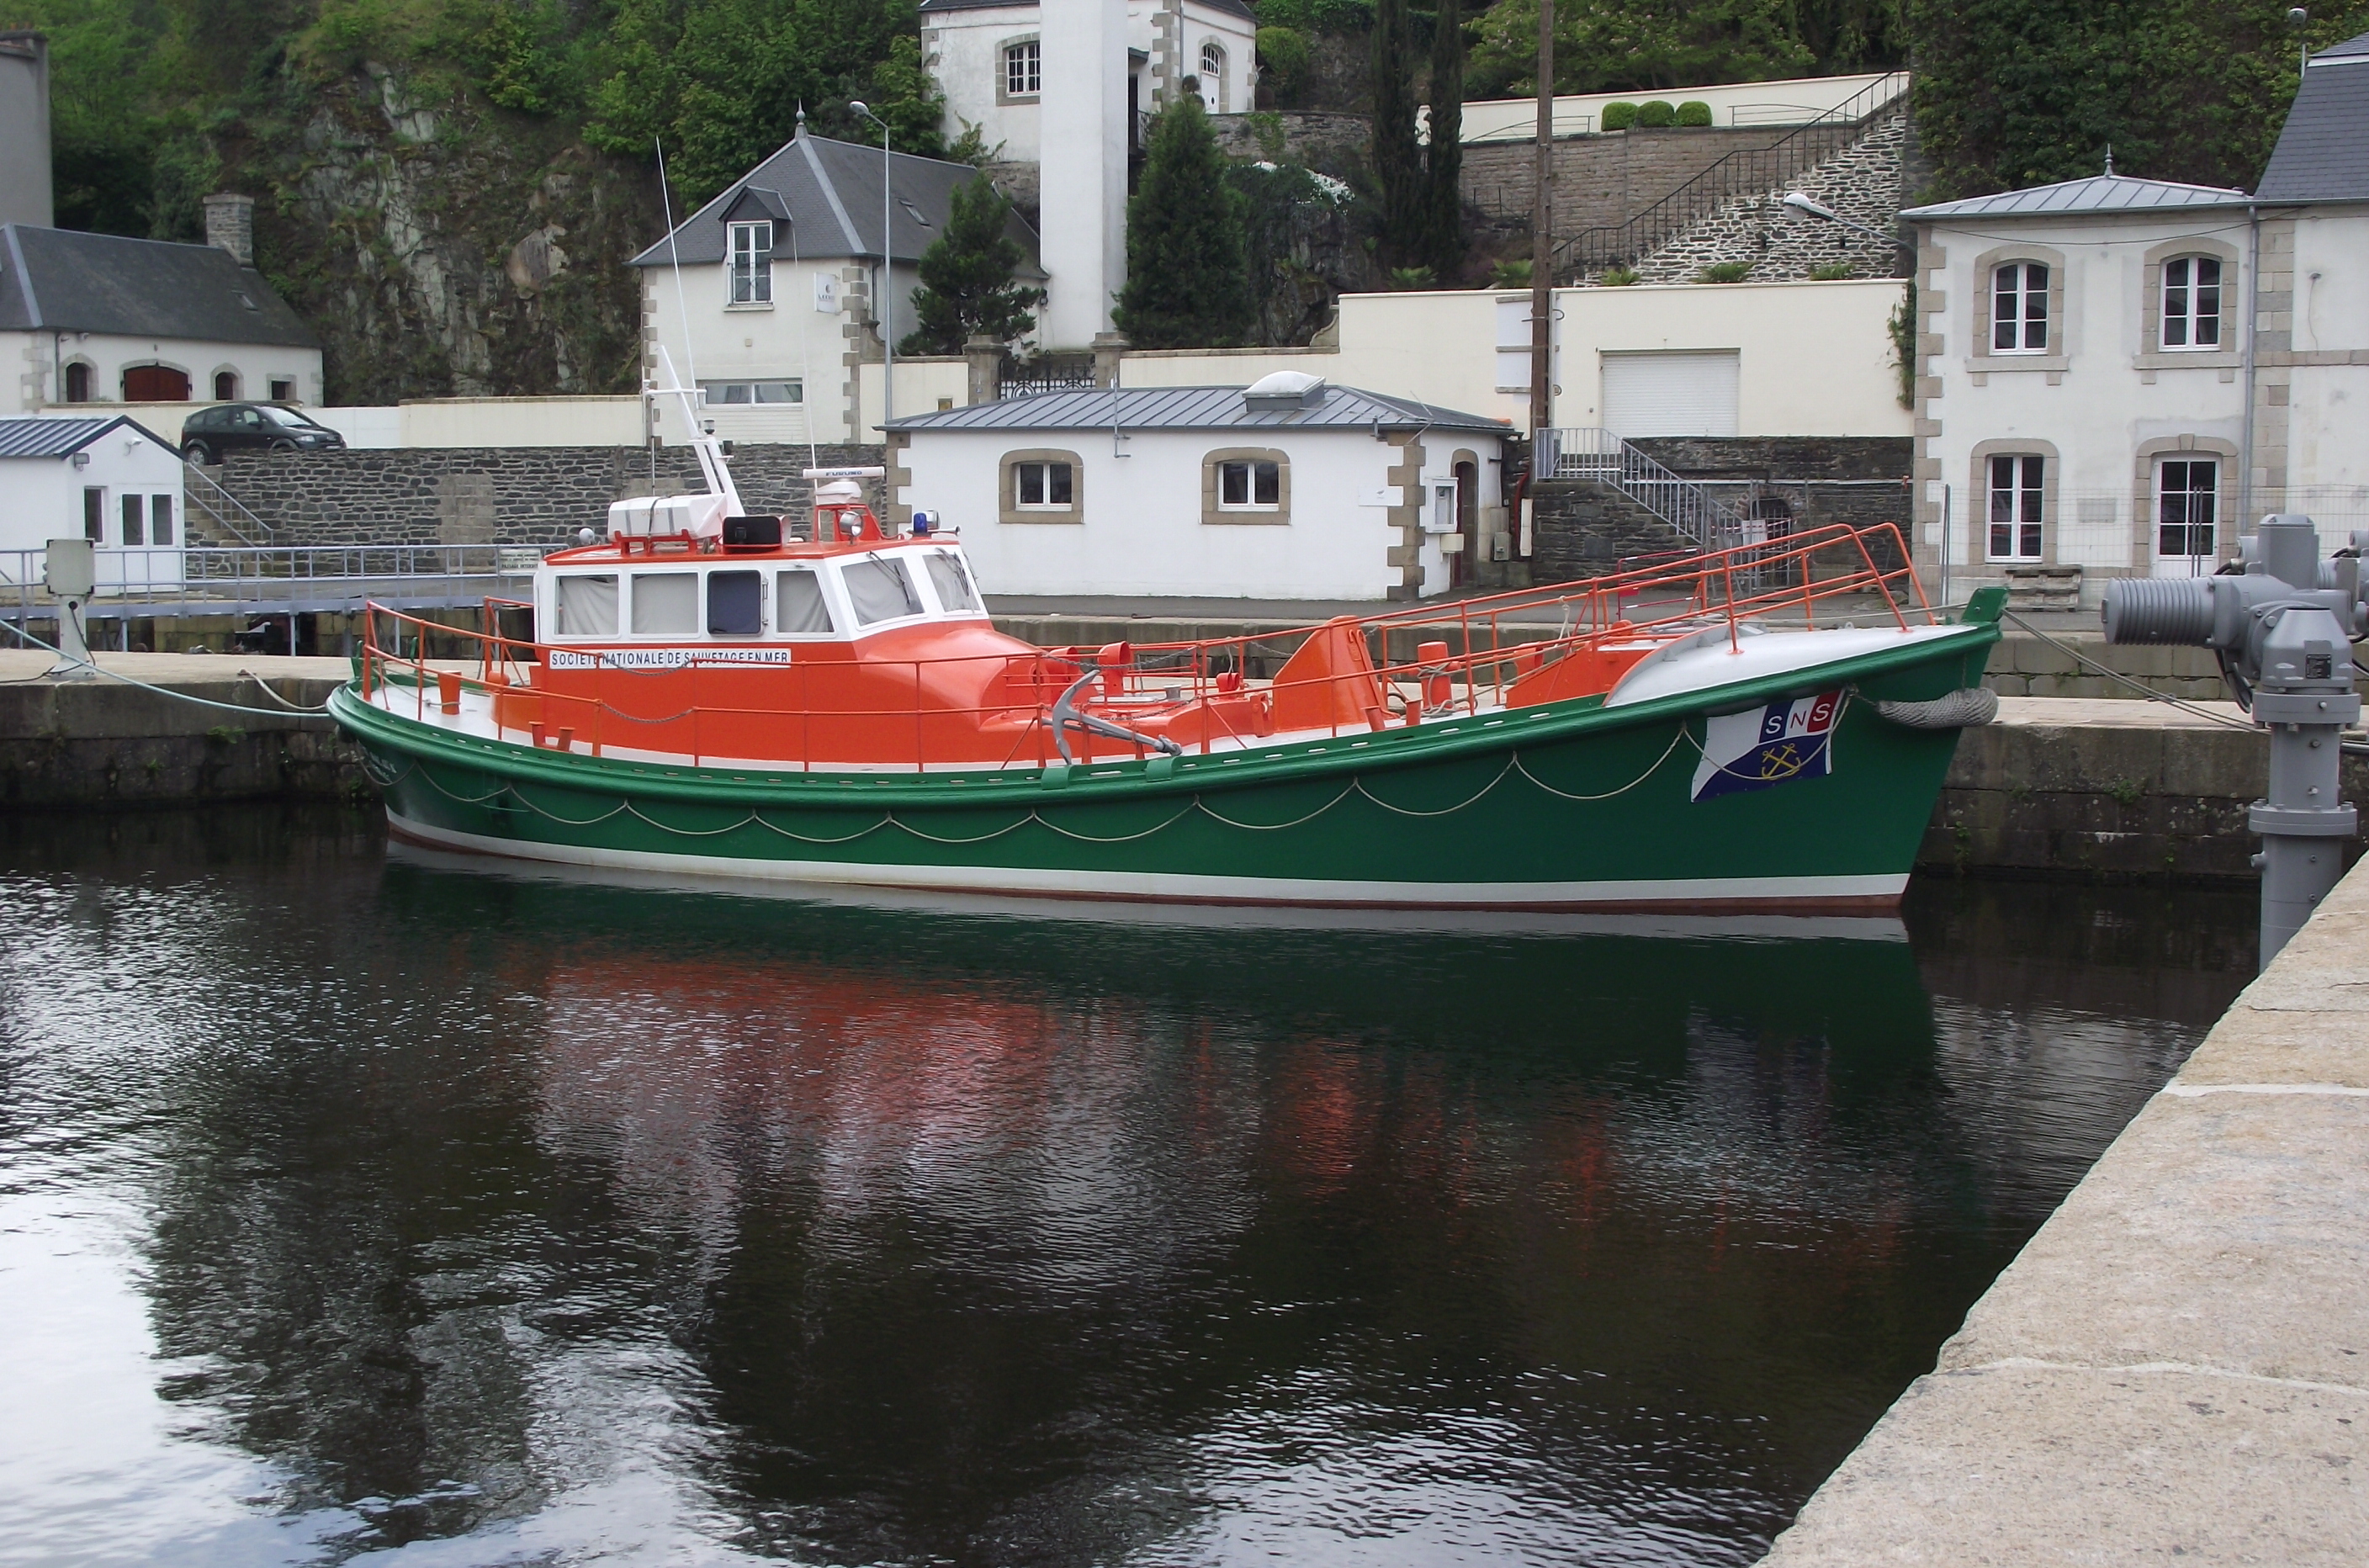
180,459,278,547
1545,428,1755,554
1551,72,1910,278
0,543,546,619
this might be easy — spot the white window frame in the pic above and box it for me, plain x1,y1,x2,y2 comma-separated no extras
1216,458,1280,511
699,379,803,405
1986,453,2046,561
729,221,773,305
2155,458,2218,563
1991,262,2048,353
1013,459,1073,511
1005,40,1041,98
2160,256,2221,352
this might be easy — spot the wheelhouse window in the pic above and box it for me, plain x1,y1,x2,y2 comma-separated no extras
554,574,618,636
1005,40,1041,98
1217,458,1280,510
2162,257,2221,349
776,568,837,635
1991,262,2048,352
630,571,699,634
841,557,924,626
729,221,773,305
1987,454,2045,560
1014,460,1073,510
922,551,978,614
708,569,763,637
2157,459,2218,561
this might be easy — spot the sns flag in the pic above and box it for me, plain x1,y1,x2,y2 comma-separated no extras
1690,691,1841,803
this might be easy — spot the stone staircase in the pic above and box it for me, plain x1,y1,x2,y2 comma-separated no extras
1628,114,1908,283
180,460,276,547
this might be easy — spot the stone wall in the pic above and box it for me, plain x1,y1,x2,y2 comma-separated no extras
1528,480,1693,582
1460,127,1798,246
1631,435,1916,545
1630,116,1910,283
215,443,886,547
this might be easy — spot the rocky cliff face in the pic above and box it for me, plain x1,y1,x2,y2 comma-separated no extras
239,65,665,404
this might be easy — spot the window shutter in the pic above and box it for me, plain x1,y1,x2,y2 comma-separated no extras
1600,352,1740,438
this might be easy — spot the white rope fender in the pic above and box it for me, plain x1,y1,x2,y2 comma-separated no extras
1873,687,1999,729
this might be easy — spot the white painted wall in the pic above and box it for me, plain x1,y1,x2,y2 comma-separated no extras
0,425,185,590
898,425,1489,599
398,398,644,448
643,257,920,444
2,329,322,416
856,358,973,438
1038,0,1130,348
923,0,1256,159
1119,281,1909,438
1456,72,1906,142
2282,209,2369,517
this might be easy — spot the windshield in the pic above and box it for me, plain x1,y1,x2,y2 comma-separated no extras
262,405,321,429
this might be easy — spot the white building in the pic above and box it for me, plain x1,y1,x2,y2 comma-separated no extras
2,204,323,416
0,415,185,591
1902,29,2369,603
884,373,1509,601
920,0,1258,165
633,122,1043,446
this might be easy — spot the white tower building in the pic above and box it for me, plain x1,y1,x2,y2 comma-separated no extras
1037,0,1131,347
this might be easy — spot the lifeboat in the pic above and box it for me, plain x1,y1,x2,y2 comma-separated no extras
332,455,2004,910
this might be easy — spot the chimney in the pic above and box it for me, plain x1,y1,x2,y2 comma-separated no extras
203,193,254,266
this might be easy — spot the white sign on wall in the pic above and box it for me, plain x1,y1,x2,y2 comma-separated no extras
814,273,840,314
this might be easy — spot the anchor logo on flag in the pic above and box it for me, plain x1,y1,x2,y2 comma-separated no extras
1690,691,1842,803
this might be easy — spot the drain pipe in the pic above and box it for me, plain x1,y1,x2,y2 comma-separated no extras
2239,202,2260,530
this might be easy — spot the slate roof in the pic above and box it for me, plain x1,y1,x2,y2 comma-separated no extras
882,384,1511,436
0,415,174,459
631,131,1044,273
1900,173,2252,221
918,0,1254,21
0,225,316,346
2257,33,2369,203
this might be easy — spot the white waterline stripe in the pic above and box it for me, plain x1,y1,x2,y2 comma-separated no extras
1968,1358,2369,1399
2162,1082,2369,1099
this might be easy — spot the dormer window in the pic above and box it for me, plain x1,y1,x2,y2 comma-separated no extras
1991,262,2048,352
2162,256,2221,349
1005,40,1041,98
729,221,773,305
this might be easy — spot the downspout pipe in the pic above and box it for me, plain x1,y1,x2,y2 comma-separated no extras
2239,201,2260,535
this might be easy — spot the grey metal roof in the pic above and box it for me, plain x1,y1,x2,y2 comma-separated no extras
1900,173,2252,221
2257,34,2369,203
630,131,1045,273
920,0,1254,21
0,224,316,346
882,384,1512,436
0,414,174,459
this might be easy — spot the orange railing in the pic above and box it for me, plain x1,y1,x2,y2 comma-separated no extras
356,523,1934,773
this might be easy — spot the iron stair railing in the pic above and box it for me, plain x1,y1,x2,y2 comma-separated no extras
181,459,277,547
1545,428,1752,554
1551,72,1911,281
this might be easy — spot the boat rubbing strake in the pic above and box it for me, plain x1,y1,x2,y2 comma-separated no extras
333,468,2003,909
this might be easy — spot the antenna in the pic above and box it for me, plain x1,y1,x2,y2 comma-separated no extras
655,138,700,426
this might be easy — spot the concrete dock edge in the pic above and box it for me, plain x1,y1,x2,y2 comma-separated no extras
1759,856,2369,1564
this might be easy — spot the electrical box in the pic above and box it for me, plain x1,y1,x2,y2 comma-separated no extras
44,538,96,599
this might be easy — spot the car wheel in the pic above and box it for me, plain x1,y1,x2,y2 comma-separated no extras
183,441,215,465
268,437,298,452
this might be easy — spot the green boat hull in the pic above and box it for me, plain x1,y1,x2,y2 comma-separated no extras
333,622,1998,910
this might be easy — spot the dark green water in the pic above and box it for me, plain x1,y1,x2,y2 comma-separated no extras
0,808,2256,1566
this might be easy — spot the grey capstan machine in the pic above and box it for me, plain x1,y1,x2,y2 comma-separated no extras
2102,516,2366,966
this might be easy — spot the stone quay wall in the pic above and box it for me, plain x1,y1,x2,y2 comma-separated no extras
215,443,887,548
1460,126,1797,240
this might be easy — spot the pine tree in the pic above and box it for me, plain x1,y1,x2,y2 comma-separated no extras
1114,95,1254,348
1424,0,1468,281
1370,0,1425,268
898,177,1045,355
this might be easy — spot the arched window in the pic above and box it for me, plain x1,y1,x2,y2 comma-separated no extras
1004,40,1040,98
1200,42,1224,110
214,370,239,400
1991,263,2048,352
2161,256,2221,349
63,361,91,402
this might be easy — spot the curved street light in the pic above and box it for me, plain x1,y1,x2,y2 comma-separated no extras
849,101,894,424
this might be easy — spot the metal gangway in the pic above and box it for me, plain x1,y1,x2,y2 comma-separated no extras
1,543,548,631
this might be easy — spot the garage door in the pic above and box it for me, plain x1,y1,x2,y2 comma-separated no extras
1601,351,1739,437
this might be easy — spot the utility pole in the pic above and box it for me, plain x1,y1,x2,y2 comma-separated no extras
1529,0,1553,450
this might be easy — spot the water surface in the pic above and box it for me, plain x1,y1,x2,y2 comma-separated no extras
0,809,2255,1565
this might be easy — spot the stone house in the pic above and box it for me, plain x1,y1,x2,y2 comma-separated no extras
1901,29,2369,608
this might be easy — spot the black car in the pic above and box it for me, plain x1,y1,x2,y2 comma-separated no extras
180,403,347,464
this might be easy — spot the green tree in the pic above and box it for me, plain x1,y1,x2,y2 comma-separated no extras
1467,0,1817,98
1370,0,1423,265
1423,0,1466,280
898,177,1044,354
1115,93,1253,348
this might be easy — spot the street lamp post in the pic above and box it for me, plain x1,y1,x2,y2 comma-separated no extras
849,101,894,424
1781,191,1916,263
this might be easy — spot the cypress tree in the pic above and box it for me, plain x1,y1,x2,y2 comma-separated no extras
1425,0,1467,281
1115,94,1254,348
1370,0,1425,268
898,177,1045,355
